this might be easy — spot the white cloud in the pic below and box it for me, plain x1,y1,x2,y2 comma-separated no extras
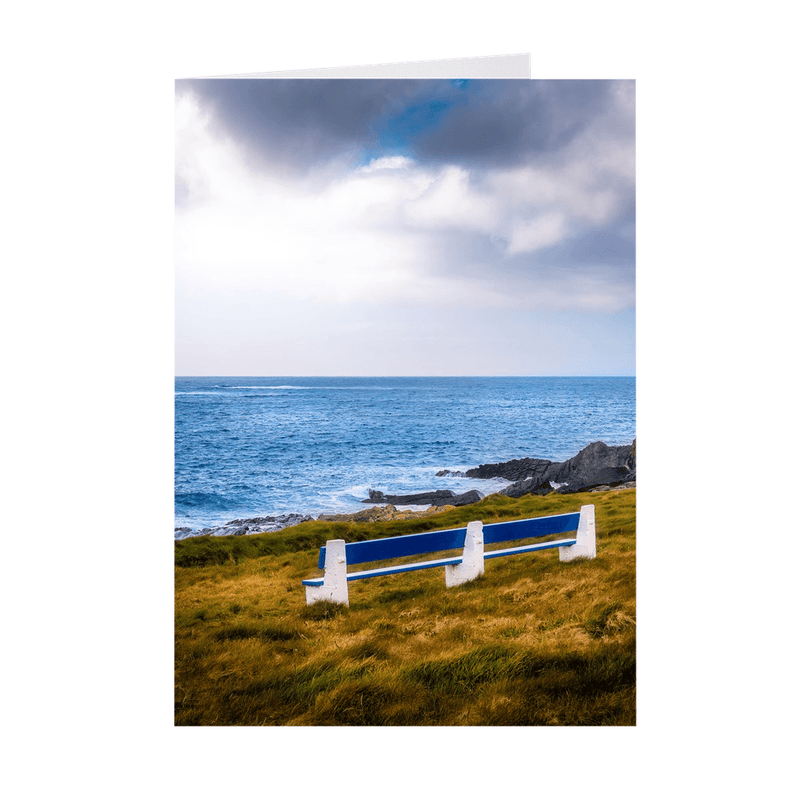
175,89,634,315
401,165,501,235
357,155,413,172
505,212,568,254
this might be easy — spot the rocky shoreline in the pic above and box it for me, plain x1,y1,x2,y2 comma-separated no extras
175,439,635,540
174,513,316,540
476,439,635,497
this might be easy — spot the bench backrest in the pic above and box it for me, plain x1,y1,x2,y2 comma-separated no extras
483,512,581,544
319,526,468,568
317,511,581,568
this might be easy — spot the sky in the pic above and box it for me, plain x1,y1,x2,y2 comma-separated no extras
175,78,635,376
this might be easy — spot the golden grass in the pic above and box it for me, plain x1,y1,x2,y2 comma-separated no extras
175,488,636,726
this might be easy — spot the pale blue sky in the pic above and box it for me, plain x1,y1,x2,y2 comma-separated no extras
175,79,635,375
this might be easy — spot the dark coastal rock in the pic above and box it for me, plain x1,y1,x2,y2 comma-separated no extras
499,440,635,497
450,489,485,506
498,473,554,498
547,441,633,489
363,489,458,506
435,469,466,477
465,457,553,482
363,489,388,503
361,488,484,507
553,466,631,493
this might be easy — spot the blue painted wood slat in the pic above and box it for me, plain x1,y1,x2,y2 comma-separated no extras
303,555,464,586
347,555,464,581
318,525,469,568
484,537,577,559
482,512,580,545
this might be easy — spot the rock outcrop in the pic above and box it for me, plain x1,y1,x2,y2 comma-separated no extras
465,457,552,482
362,488,484,507
497,440,635,497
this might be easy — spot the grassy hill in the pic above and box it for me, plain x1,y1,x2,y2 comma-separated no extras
175,488,635,725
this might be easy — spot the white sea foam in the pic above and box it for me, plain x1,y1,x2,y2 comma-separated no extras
176,386,310,394
179,384,416,393
219,385,402,391
229,385,311,389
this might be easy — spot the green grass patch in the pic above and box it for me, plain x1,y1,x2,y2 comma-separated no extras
299,600,349,621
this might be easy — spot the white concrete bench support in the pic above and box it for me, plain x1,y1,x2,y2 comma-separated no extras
445,521,484,587
559,504,596,561
304,538,350,607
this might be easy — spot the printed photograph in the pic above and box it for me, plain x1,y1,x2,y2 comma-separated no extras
174,77,636,725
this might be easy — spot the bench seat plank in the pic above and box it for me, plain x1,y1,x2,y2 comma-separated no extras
484,537,577,559
302,555,464,586
348,555,464,581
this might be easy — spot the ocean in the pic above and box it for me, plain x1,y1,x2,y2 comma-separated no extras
175,376,635,537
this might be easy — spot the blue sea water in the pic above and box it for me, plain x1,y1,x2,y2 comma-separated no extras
175,376,635,536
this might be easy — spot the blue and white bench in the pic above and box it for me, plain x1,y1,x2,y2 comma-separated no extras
302,504,596,606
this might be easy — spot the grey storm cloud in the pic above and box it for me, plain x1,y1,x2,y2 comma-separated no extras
176,78,427,172
176,78,632,174
408,80,624,169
